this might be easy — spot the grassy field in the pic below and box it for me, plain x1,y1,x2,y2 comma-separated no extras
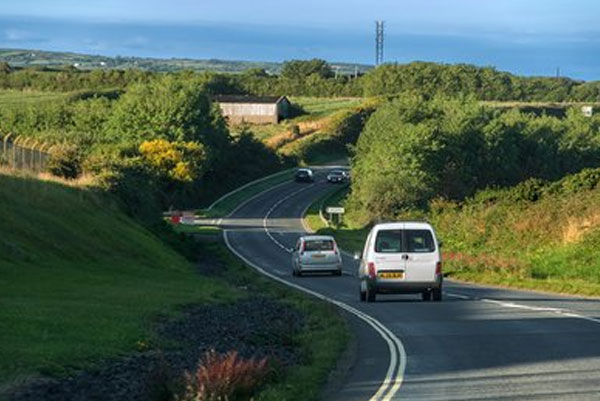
200,169,295,218
0,89,68,110
246,97,364,144
1,170,349,400
290,97,363,121
304,169,600,297
0,171,235,391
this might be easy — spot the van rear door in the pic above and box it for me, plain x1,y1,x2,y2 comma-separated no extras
404,229,437,282
373,227,407,279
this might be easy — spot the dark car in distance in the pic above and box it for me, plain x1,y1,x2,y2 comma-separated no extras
327,170,347,184
295,168,314,183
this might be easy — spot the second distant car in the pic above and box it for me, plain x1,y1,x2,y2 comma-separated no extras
295,168,314,183
327,170,347,184
292,235,343,276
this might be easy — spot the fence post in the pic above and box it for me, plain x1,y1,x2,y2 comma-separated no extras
4,133,12,167
12,135,20,168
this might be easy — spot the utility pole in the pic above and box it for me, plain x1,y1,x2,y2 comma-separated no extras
375,21,384,66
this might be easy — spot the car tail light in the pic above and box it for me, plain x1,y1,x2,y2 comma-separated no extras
436,261,442,275
333,242,339,256
300,242,305,256
368,262,376,279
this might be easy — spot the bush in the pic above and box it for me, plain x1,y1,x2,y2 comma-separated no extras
178,350,270,401
46,143,82,179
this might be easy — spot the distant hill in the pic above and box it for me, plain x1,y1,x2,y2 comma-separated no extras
0,48,373,75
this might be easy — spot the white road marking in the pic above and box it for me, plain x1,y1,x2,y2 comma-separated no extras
224,230,406,401
262,184,316,254
250,177,406,401
446,292,600,325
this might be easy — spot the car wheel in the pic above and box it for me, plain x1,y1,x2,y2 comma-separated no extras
432,287,442,302
366,286,376,303
421,290,432,301
334,269,342,276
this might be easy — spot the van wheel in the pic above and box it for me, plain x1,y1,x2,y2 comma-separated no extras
421,290,432,301
334,269,342,276
432,287,442,301
292,269,297,277
366,286,376,303
359,289,366,302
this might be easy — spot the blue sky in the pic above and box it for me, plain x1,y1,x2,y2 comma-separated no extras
1,0,600,80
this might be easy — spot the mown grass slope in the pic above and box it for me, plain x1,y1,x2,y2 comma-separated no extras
0,172,233,389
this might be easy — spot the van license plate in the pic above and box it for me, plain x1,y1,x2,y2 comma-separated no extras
379,272,404,279
312,254,325,258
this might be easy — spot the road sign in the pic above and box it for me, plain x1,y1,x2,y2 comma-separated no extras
326,207,345,214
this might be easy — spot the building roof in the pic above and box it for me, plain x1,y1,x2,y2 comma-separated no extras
212,95,288,104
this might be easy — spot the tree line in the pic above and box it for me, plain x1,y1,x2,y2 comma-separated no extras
1,60,600,101
0,74,287,222
348,95,600,222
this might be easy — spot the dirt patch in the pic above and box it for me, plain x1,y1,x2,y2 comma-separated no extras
8,298,304,401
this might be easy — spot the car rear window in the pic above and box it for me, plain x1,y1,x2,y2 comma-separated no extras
375,229,435,253
304,239,334,251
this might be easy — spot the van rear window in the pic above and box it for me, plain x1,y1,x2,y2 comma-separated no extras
406,230,435,253
305,240,334,251
375,230,403,253
375,229,435,253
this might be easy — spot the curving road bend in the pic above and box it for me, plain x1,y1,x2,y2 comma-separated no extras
221,168,600,401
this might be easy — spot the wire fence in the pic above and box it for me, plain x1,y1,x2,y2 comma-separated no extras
0,134,51,172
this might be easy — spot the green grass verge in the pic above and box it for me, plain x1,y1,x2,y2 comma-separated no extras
200,169,295,218
208,243,349,401
0,89,69,110
0,172,237,391
304,185,367,254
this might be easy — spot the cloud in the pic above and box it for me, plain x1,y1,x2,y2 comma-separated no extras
5,28,33,41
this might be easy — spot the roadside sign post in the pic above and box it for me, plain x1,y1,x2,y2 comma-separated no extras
326,206,345,226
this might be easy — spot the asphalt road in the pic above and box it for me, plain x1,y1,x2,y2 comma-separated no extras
221,168,600,401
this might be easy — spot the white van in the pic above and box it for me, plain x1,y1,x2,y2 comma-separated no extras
357,222,443,302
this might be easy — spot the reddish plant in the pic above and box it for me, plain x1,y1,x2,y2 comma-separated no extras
178,349,270,401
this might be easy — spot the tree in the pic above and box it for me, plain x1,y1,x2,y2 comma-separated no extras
108,75,222,144
281,59,333,79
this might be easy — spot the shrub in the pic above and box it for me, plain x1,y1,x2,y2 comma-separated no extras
46,143,82,179
178,349,270,401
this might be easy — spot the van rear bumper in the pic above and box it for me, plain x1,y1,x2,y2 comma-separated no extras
371,277,442,294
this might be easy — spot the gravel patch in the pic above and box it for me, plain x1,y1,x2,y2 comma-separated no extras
9,298,304,401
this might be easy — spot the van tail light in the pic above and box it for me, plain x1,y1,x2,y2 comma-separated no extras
436,261,442,275
368,262,376,279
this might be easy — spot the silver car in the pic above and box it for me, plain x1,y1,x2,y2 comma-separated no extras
292,235,343,276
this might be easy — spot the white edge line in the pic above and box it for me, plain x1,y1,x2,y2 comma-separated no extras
206,164,348,211
446,292,600,325
223,230,406,401
206,168,294,211
223,175,407,401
